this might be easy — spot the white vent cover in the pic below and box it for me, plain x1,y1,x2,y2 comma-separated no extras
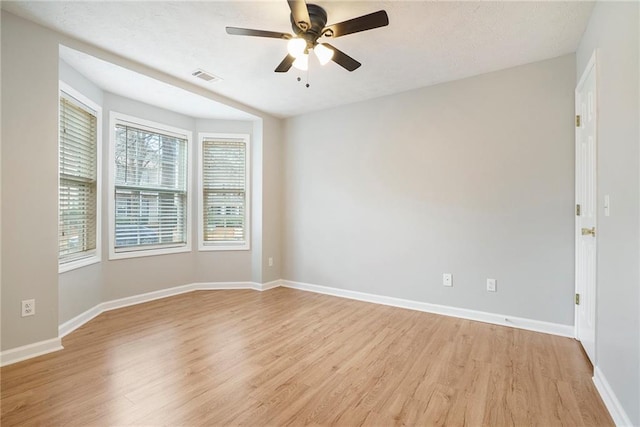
191,69,221,83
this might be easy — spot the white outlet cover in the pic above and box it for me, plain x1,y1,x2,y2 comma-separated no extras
21,299,35,317
443,273,453,287
487,279,497,292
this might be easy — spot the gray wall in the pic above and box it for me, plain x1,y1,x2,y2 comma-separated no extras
2,13,60,349
283,54,576,325
1,12,283,349
0,9,3,352
260,117,284,283
576,2,640,424
58,59,104,323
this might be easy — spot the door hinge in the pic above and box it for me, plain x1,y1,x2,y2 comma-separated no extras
576,115,581,127
581,227,596,237
575,293,580,305
576,204,581,216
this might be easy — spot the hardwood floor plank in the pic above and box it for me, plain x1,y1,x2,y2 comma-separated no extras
442,359,491,426
1,288,614,426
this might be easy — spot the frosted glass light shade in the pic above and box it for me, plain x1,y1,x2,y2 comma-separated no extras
287,38,306,58
314,44,334,65
292,54,309,71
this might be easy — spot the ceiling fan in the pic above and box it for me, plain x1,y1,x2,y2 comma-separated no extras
226,0,389,73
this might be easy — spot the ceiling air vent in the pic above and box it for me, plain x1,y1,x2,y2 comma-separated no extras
191,69,221,83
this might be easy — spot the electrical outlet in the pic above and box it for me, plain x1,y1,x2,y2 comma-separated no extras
443,273,453,287
487,279,497,292
268,257,274,267
22,299,35,317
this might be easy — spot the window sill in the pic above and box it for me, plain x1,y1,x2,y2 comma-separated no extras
198,243,250,252
59,255,101,274
109,244,192,260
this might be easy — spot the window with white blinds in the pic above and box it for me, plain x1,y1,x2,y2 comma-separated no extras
59,89,100,270
199,134,250,250
111,116,190,257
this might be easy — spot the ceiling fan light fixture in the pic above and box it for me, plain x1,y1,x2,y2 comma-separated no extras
292,53,309,71
314,44,334,65
287,38,307,58
226,1,389,74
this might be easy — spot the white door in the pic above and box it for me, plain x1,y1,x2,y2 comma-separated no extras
575,52,597,365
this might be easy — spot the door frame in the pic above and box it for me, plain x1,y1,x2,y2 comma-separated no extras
574,50,598,354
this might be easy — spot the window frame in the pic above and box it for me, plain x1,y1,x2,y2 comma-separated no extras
198,132,251,251
108,111,192,260
58,81,102,273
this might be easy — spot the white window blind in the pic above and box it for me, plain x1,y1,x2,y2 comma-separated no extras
202,138,247,246
114,123,188,250
59,95,98,263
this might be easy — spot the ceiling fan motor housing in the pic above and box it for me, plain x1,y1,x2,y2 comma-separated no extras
291,3,328,47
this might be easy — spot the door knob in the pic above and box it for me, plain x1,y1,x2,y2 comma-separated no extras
581,227,596,236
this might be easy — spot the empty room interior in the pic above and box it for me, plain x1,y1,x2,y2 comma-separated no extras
1,1,639,425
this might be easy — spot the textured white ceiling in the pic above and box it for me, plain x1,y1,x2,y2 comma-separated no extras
3,1,594,118
60,46,257,120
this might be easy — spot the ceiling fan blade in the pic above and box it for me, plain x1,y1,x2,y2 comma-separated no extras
275,54,296,73
288,0,311,31
324,10,389,38
226,27,292,40
322,43,361,72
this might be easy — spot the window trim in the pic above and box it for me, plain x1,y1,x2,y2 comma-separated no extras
58,81,102,274
198,132,251,251
108,111,192,260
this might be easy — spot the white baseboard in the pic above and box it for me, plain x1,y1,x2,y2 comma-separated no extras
280,280,574,338
58,304,104,338
100,282,197,313
59,283,198,338
194,280,282,291
0,337,63,367
6,280,273,366
593,367,634,427
59,281,279,339
196,281,255,291
10,278,574,367
260,279,283,291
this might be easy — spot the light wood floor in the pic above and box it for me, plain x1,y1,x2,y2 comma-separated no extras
1,288,613,426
